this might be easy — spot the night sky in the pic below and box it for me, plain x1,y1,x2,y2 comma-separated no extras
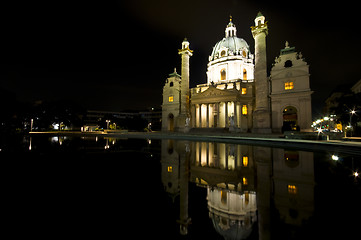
2,0,360,116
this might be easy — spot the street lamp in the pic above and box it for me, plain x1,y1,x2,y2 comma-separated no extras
30,118,34,132
349,110,356,137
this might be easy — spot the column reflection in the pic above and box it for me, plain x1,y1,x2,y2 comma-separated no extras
161,140,314,239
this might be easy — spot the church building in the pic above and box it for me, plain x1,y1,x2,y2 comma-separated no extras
162,13,313,133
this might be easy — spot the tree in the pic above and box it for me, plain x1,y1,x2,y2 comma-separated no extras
330,92,361,136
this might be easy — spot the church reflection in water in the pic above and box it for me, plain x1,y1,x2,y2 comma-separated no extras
161,140,315,239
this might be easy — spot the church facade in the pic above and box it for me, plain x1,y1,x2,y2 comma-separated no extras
162,13,313,133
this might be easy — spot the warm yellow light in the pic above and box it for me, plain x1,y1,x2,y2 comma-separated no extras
243,177,248,185
285,81,294,90
242,105,247,115
221,190,227,204
288,185,297,194
220,69,226,80
167,166,173,172
168,96,174,102
241,88,247,95
243,156,248,167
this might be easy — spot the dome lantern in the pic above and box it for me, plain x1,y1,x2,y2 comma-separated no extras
225,15,237,38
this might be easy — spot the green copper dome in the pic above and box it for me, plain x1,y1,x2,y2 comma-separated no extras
210,36,250,61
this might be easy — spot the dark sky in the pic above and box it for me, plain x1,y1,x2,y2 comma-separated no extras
2,0,360,115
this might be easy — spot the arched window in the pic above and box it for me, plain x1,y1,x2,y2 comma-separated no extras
221,191,227,205
220,69,226,80
169,82,173,87
243,69,247,80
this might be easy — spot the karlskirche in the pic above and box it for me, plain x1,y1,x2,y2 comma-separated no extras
161,13,313,133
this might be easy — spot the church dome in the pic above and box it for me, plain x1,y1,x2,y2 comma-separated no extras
209,17,250,61
210,37,250,61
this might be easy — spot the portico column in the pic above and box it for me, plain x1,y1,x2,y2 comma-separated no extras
206,104,209,128
234,101,238,128
217,102,220,128
225,101,228,127
199,104,202,128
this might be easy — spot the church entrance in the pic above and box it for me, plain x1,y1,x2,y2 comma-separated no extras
168,113,174,131
282,106,299,132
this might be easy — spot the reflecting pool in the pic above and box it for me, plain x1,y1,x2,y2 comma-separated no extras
2,135,360,239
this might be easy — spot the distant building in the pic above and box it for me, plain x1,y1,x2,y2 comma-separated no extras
351,79,361,94
161,13,313,133
83,109,161,131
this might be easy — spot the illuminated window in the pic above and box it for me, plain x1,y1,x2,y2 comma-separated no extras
241,88,247,95
288,185,297,194
221,190,227,204
242,50,247,57
220,69,226,80
244,192,249,205
243,177,248,185
168,96,174,102
167,166,173,172
243,156,248,167
285,81,294,90
243,69,247,80
242,105,247,115
221,50,226,57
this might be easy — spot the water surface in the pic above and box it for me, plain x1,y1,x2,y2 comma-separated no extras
2,135,360,239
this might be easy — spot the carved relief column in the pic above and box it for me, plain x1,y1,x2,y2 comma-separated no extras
191,105,196,128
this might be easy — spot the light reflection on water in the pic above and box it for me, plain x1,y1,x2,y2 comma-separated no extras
2,135,360,239
161,140,317,239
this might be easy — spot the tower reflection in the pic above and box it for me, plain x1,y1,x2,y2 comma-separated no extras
161,140,314,239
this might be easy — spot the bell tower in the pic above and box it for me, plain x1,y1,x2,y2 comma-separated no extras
251,12,272,133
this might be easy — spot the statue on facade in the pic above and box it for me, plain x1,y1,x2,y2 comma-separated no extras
229,116,235,127
185,117,190,127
